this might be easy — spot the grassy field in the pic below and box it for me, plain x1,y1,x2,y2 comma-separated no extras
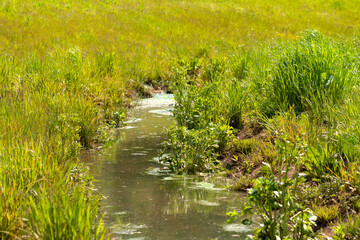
1,0,360,81
1,0,360,239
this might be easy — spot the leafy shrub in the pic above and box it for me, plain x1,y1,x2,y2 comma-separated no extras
162,123,232,174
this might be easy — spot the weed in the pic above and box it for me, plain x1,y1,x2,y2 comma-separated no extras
313,205,339,225
232,138,257,155
333,214,360,240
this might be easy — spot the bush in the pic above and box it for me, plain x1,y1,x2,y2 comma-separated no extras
162,123,232,174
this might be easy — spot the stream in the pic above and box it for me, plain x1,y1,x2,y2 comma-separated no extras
86,94,252,239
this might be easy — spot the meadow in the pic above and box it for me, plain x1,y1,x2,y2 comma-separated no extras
0,0,360,239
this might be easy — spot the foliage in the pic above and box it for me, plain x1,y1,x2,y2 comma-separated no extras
313,205,339,225
162,123,232,174
0,50,130,238
28,185,108,240
261,30,358,116
232,138,257,155
227,139,319,239
163,54,250,173
333,214,360,240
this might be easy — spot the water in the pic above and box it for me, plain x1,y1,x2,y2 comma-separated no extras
87,94,252,239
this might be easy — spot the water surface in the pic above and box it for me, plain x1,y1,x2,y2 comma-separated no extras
87,94,250,239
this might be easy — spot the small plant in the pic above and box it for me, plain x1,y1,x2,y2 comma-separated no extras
333,214,360,240
313,205,339,225
111,111,126,128
227,132,320,239
232,138,257,155
228,175,318,240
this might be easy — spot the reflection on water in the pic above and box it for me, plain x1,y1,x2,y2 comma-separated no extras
87,94,251,239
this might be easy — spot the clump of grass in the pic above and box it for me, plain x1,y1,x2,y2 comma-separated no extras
28,186,108,239
229,175,254,191
313,205,339,225
232,138,257,155
263,30,358,116
225,79,248,129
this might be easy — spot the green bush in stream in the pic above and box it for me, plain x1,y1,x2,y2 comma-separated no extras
261,30,358,116
166,58,250,173
162,123,232,174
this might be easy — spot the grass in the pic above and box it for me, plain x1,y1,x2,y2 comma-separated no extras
0,52,131,238
1,0,360,82
266,30,356,115
334,214,360,239
164,31,360,238
1,0,360,239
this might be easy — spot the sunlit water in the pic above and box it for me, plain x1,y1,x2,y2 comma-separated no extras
86,94,252,239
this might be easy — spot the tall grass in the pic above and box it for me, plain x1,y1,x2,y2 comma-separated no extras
0,51,132,238
267,30,357,115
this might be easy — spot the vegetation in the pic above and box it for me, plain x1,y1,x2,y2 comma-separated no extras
0,49,133,238
162,31,360,239
1,0,360,239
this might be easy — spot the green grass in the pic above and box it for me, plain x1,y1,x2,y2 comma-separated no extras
0,52,130,238
1,0,360,82
267,30,356,114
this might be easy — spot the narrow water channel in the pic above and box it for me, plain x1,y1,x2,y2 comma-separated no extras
87,94,251,239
